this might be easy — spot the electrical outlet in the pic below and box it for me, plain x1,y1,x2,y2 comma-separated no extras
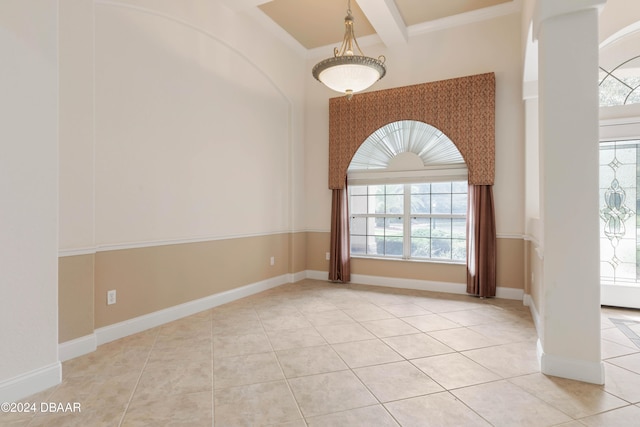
107,290,116,305
326,252,330,260
270,256,275,266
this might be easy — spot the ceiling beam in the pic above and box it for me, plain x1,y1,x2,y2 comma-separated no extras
220,0,271,12
356,0,408,46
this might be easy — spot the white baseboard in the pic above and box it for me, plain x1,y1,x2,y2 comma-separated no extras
291,270,307,283
11,270,525,403
65,271,524,363
306,270,524,300
59,334,97,362
352,273,468,294
537,339,605,385
95,273,291,345
496,286,524,300
523,293,542,335
0,362,61,403
529,298,604,384
306,270,329,281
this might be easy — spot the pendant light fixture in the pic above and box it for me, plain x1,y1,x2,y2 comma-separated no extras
312,0,386,99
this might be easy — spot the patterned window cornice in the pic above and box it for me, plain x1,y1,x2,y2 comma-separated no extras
328,73,495,189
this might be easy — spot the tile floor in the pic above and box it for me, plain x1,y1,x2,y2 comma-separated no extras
4,279,640,426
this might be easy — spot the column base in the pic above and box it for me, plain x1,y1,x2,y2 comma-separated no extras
537,339,605,384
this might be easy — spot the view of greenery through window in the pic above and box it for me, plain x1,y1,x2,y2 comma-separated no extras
349,182,467,262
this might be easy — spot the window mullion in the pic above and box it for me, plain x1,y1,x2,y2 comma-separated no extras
404,184,411,260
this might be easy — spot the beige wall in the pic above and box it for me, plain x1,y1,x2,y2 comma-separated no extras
60,232,307,340
306,231,524,290
306,232,331,272
60,234,525,342
497,237,525,289
352,258,466,285
94,234,291,329
289,232,308,274
59,255,95,342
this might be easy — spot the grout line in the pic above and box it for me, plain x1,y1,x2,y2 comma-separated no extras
61,280,640,425
116,328,160,427
209,309,215,427
610,318,640,349
255,303,307,425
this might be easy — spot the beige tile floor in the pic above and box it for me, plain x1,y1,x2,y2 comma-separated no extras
4,279,640,426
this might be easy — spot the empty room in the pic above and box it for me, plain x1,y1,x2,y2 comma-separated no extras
2,0,640,425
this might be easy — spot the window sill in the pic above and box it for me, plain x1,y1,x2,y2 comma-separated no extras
350,255,465,266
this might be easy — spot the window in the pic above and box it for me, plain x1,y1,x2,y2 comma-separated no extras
350,181,467,262
599,139,640,283
347,120,468,263
599,55,640,107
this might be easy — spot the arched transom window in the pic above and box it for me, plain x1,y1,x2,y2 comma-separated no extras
600,54,640,107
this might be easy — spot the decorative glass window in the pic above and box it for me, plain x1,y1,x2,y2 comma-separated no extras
599,55,640,107
348,120,468,263
599,140,640,284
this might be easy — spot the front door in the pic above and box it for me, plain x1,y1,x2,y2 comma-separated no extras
600,120,640,308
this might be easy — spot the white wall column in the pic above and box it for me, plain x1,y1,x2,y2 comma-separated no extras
534,0,606,384
0,0,61,400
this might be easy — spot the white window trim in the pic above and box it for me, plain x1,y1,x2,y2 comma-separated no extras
348,181,467,264
347,165,468,186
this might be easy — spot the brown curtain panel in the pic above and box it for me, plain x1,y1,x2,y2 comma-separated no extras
467,185,497,297
328,181,351,283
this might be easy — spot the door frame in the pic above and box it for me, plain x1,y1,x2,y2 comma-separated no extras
600,111,640,308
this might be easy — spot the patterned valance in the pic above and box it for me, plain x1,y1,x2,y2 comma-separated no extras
328,73,495,189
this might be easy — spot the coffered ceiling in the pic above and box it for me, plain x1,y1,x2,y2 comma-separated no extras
223,0,518,52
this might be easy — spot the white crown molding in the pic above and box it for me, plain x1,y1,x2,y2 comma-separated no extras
408,0,521,38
